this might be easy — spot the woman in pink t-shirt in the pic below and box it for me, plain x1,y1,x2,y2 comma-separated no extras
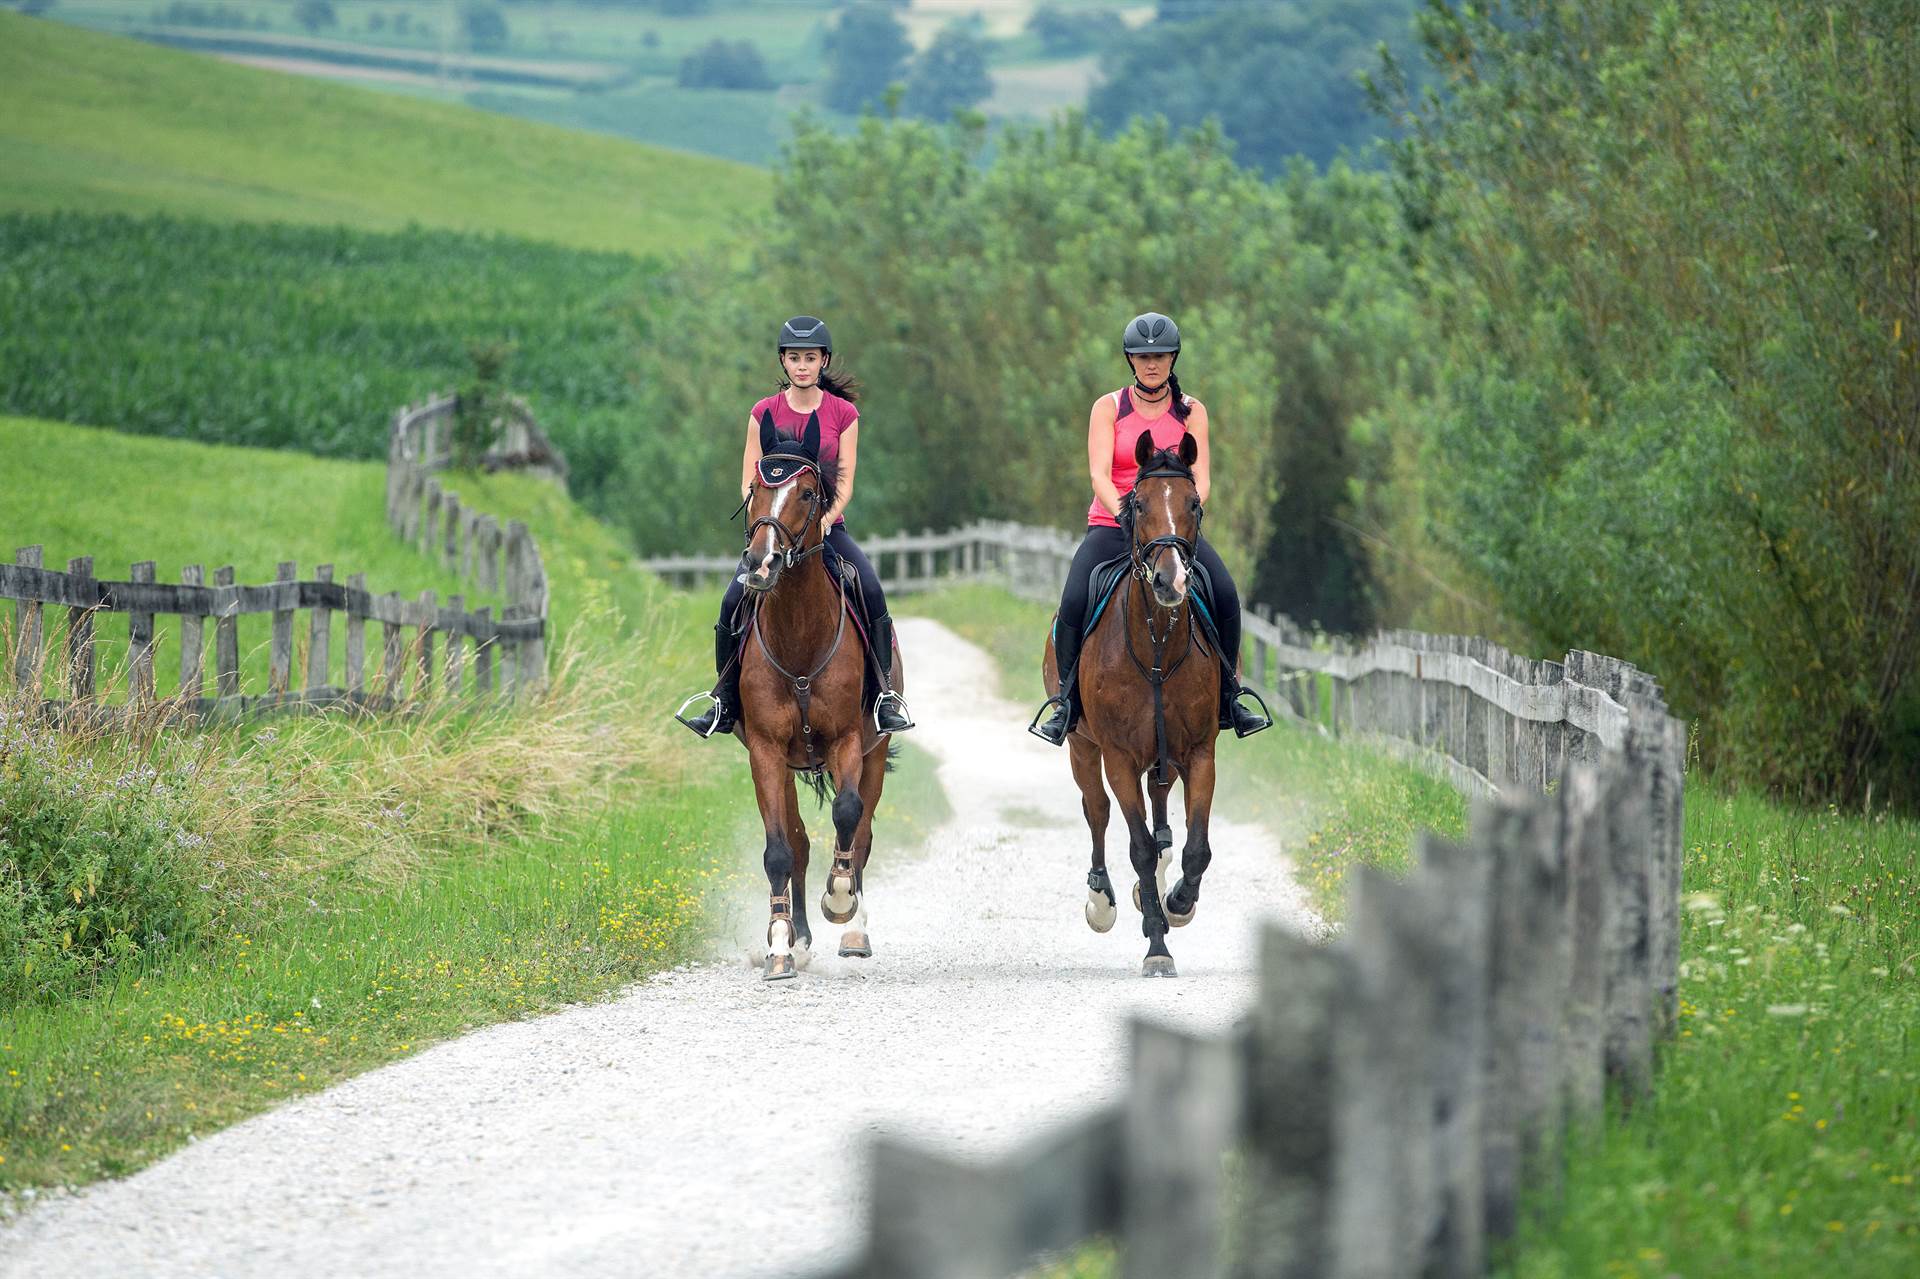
677,316,913,739
1028,312,1269,744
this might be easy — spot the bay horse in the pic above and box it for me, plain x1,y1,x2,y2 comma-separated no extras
734,410,901,981
1043,431,1218,978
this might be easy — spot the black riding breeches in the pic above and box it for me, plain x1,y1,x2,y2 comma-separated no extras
1052,526,1243,683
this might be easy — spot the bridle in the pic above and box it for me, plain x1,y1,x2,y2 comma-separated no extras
1120,457,1203,789
742,453,829,573
1122,461,1203,590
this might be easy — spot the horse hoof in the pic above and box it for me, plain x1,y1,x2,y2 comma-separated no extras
838,930,873,958
763,953,797,982
1086,890,1117,933
1142,955,1178,979
1166,903,1195,928
821,875,857,925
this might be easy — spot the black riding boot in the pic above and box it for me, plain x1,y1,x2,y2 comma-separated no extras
1220,670,1273,738
869,614,915,734
675,622,742,739
1028,622,1083,746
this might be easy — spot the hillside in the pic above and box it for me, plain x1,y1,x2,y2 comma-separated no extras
0,10,765,256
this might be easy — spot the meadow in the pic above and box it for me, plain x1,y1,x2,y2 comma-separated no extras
0,11,765,255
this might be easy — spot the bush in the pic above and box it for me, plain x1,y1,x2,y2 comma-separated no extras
822,2,911,114
1026,5,1122,56
676,39,774,91
902,25,991,121
461,2,506,52
0,711,215,1007
292,0,334,35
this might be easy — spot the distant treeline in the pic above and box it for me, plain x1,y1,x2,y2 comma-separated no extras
640,0,1920,806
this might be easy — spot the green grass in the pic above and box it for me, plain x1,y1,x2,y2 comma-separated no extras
0,10,766,256
468,82,857,169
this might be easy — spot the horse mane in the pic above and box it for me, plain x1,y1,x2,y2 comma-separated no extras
1141,447,1196,481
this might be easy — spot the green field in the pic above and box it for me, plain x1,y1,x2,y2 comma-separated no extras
0,10,766,255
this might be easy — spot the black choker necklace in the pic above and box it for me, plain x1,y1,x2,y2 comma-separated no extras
1133,380,1171,401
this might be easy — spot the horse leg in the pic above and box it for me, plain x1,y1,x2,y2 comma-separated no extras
1104,751,1176,978
1150,775,1175,852
750,743,801,982
837,743,888,959
819,737,868,950
1070,734,1117,933
1165,746,1215,928
782,771,814,969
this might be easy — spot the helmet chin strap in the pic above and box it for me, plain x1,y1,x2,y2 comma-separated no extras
1130,351,1176,401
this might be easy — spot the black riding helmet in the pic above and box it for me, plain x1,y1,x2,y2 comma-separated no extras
1122,312,1180,355
778,315,833,353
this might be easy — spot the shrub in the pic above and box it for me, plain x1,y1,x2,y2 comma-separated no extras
676,39,774,91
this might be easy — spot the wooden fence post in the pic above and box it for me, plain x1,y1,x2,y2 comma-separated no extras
422,480,442,555
129,560,156,705
346,572,367,700
214,565,239,699
442,493,462,570
415,589,437,700
66,555,94,702
179,564,205,703
474,606,494,697
444,595,465,696
1558,765,1611,1126
1602,748,1656,1101
269,561,296,696
381,593,404,701
1234,929,1348,1279
11,546,43,694
1122,1020,1240,1279
306,564,333,696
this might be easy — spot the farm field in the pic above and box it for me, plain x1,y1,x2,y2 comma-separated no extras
0,10,765,255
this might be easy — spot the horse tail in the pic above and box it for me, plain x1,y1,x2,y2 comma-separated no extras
800,768,832,809
885,742,901,774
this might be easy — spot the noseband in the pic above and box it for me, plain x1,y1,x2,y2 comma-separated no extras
744,453,829,571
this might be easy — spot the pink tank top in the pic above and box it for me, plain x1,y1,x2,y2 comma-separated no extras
752,389,858,467
1087,387,1195,529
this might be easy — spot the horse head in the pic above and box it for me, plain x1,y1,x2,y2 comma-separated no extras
1126,430,1201,610
741,408,832,593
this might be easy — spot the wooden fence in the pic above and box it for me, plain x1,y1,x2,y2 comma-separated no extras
386,394,552,682
638,523,1687,1278
1,547,543,724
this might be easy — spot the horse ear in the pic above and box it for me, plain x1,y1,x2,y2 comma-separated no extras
758,408,778,456
1133,430,1155,468
802,410,821,459
1179,431,1198,467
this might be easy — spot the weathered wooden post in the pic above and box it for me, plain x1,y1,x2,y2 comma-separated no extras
345,572,367,701
421,479,442,555
461,510,479,582
415,589,437,700
128,560,157,705
179,564,206,704
1602,747,1656,1101
442,493,462,571
474,606,494,697
269,561,296,697
1558,765,1611,1125
65,555,95,703
214,565,240,700
381,593,404,701
477,516,500,593
1234,929,1347,1279
444,595,465,696
1122,1020,1239,1279
11,546,44,694
306,564,333,698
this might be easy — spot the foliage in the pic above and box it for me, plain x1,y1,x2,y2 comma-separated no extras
460,1,505,50
902,24,992,122
676,37,774,90
1088,0,1421,173
1382,0,1920,804
1026,5,1121,57
641,113,1426,632
822,1,911,114
291,0,333,34
0,11,766,257
454,341,515,472
0,214,659,530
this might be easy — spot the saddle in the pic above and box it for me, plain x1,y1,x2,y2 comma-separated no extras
1067,551,1226,662
826,551,890,711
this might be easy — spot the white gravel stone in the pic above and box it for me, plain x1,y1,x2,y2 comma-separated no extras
0,618,1323,1279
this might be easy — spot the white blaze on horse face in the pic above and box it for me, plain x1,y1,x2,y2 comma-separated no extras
1153,483,1190,600
750,481,802,577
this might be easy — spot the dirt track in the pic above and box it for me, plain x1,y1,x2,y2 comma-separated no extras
0,619,1323,1278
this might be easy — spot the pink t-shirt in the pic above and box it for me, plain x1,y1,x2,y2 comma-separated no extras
1088,387,1197,529
752,389,858,469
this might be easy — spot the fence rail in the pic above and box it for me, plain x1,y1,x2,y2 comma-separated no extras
641,522,1688,1279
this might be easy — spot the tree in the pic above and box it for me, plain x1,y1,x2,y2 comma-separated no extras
462,3,507,52
678,39,774,91
822,3,911,115
292,0,335,35
902,25,991,122
1027,5,1122,57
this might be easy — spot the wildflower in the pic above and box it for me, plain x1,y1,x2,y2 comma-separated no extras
1766,1004,1809,1017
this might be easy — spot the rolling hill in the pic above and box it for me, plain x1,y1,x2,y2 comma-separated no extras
0,10,766,256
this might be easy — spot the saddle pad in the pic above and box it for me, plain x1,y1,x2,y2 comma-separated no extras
1071,551,1223,659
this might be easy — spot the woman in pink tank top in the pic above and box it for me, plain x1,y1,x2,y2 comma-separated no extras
676,316,913,739
1029,312,1270,743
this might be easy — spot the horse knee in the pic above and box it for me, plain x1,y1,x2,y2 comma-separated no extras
832,786,863,846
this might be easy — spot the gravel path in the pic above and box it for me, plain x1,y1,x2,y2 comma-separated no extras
1,619,1324,1279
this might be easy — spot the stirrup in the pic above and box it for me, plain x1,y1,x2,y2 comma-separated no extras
874,689,915,734
1227,685,1273,739
1027,695,1072,746
674,690,726,739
